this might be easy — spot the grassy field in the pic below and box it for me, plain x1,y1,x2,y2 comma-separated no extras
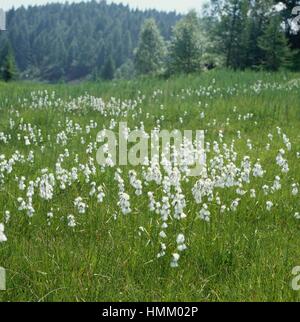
0,70,300,301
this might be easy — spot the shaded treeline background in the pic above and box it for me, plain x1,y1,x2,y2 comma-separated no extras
0,1,180,81
0,0,299,82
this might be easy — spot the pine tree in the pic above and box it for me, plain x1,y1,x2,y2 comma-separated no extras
217,0,251,70
101,55,115,80
2,51,17,81
258,14,293,71
168,11,203,75
0,41,17,82
274,0,300,70
134,18,166,75
247,0,273,69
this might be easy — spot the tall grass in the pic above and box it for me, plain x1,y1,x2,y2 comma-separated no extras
0,70,300,301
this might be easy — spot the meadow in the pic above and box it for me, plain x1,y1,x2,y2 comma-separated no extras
0,70,300,301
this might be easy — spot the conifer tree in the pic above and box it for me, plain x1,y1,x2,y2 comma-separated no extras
134,18,166,75
168,11,203,74
217,0,251,69
102,55,115,80
258,14,293,71
0,41,17,82
2,52,17,81
247,0,273,69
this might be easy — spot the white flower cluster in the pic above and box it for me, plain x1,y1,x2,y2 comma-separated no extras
74,197,88,214
1,82,300,269
0,223,7,242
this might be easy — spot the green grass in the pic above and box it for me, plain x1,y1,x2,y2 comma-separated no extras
0,70,300,301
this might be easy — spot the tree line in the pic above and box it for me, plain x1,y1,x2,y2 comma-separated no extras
135,0,300,76
0,0,180,81
0,0,299,82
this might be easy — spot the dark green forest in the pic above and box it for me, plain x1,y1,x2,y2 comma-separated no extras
0,0,299,82
0,0,180,81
